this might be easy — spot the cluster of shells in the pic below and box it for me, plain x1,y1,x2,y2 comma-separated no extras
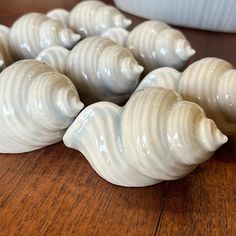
0,0,234,187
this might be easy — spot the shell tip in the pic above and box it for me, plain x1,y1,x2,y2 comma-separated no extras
124,18,132,27
198,118,228,152
133,64,144,74
187,46,196,57
214,128,228,147
71,33,81,43
114,15,132,28
175,39,196,60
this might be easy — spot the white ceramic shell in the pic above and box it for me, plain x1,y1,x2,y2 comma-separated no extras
66,37,143,104
0,25,15,71
63,87,227,187
9,13,81,59
36,37,144,105
46,8,70,26
101,27,129,46
67,0,132,37
126,21,195,72
0,60,84,154
114,0,236,33
135,58,236,136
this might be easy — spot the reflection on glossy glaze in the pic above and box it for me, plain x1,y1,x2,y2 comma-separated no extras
135,58,236,136
68,1,131,37
9,13,81,59
63,88,227,187
126,21,195,72
0,60,84,153
36,37,143,105
0,25,15,70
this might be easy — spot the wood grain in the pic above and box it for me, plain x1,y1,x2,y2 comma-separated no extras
0,1,235,236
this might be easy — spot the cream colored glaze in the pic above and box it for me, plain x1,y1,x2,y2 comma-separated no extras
0,60,84,153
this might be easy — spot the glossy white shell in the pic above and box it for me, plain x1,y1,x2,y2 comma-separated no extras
9,13,81,59
0,60,84,154
101,27,129,46
126,21,195,72
46,8,70,26
0,25,15,71
37,37,144,105
135,58,236,136
68,0,132,37
63,87,227,187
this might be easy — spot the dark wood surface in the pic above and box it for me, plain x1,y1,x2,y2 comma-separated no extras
0,1,235,235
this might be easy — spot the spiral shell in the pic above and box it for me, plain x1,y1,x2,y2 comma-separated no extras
46,8,70,26
37,37,143,104
0,60,84,154
126,21,195,72
0,25,15,71
101,27,129,46
67,0,132,37
63,87,227,187
9,13,81,59
135,57,236,135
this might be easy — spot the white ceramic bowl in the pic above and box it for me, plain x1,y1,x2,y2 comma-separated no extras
114,0,236,32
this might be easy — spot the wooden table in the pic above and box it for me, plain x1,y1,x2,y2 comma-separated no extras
0,1,235,235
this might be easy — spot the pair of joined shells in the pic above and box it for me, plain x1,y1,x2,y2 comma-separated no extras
101,21,196,72
63,87,227,187
47,0,132,37
37,37,144,105
47,1,195,72
9,13,81,59
0,60,84,153
135,57,236,137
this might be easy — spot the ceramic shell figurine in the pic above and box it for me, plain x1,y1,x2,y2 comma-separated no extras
9,13,81,59
63,87,227,187
47,0,132,37
0,25,15,71
135,57,236,136
125,21,195,72
0,60,84,154
37,37,144,105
